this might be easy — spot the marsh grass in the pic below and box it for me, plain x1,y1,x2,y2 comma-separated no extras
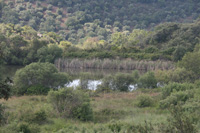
0,91,169,132
55,58,174,71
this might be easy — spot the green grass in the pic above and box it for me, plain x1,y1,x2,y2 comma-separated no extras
0,91,169,132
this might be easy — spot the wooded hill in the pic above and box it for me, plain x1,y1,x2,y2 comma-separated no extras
0,20,200,65
0,0,200,44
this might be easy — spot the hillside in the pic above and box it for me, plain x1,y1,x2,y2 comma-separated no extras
1,0,200,44
0,21,200,66
1,1,200,132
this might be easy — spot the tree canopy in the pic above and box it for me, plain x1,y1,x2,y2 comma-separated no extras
14,62,71,95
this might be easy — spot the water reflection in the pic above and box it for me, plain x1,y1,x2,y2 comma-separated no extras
3,66,139,90
66,79,136,91
66,79,102,90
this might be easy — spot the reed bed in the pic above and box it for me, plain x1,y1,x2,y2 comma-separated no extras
55,58,175,71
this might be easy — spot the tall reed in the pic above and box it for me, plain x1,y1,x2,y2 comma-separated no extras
55,58,174,71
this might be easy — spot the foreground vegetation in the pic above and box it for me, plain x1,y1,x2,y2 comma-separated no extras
0,1,200,131
0,83,200,133
0,90,194,133
0,51,200,132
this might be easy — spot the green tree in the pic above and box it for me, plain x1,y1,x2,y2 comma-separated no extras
111,32,128,49
173,46,186,61
37,44,63,63
100,73,134,92
14,62,71,95
138,71,157,89
0,57,11,125
179,52,200,76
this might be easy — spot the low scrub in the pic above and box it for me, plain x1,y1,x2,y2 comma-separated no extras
162,82,195,99
27,85,50,95
160,91,194,109
47,88,93,121
136,95,154,108
138,71,157,89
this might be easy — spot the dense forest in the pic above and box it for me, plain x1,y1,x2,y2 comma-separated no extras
1,0,200,44
0,21,200,65
0,0,200,132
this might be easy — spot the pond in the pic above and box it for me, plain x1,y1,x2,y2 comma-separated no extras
60,68,138,90
2,65,139,90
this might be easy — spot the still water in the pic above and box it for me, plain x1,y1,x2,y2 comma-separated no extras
2,66,137,90
60,68,137,90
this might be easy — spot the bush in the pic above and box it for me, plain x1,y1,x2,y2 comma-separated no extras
194,79,200,88
159,95,178,109
0,104,6,125
27,85,50,95
155,68,195,84
99,73,134,92
108,122,123,132
162,82,194,99
47,88,93,121
160,91,194,109
18,107,47,124
113,73,134,91
17,122,40,133
14,62,71,95
138,72,157,89
32,110,47,124
159,105,197,133
179,52,200,76
108,121,154,133
18,123,31,133
127,121,154,133
137,95,154,107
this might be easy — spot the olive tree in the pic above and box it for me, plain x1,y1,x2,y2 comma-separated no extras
14,62,71,95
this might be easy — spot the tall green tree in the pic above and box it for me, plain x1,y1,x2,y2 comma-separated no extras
179,52,200,77
14,62,71,95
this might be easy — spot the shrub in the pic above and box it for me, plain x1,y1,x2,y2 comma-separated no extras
108,122,123,132
18,123,31,133
99,73,134,92
47,88,93,121
132,70,140,84
0,104,5,125
72,102,93,121
127,121,154,133
136,95,154,107
18,107,47,124
113,73,134,91
179,52,200,76
194,79,200,88
14,62,71,95
32,110,47,124
138,71,157,89
162,82,194,99
160,91,194,109
27,85,50,95
159,105,197,133
159,95,178,109
17,122,40,133
144,46,159,53
155,68,195,84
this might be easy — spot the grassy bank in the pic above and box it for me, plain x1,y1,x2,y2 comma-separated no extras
0,91,168,133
